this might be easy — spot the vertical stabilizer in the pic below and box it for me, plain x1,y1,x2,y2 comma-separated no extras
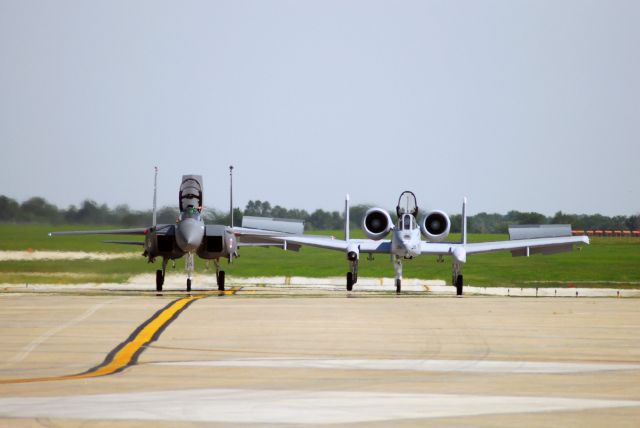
461,197,467,245
344,194,350,241
152,166,158,227
229,165,234,227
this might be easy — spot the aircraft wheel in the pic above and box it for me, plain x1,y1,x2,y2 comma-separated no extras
156,270,163,292
217,271,225,291
455,275,463,296
346,272,353,291
187,278,191,292
395,279,401,294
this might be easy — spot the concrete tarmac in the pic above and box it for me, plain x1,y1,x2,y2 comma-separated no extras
1,285,639,427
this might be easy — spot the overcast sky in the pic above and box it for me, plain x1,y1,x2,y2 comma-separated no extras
1,0,638,216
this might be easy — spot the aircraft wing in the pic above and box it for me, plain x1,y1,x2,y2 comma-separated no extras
266,235,350,251
291,236,392,253
235,216,391,253
420,236,589,256
463,235,589,256
48,224,176,237
347,239,393,253
103,240,146,246
235,234,303,252
233,228,347,251
49,227,149,237
418,242,460,255
235,232,394,253
241,216,304,235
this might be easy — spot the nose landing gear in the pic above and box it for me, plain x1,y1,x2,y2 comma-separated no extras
185,253,194,292
394,256,403,294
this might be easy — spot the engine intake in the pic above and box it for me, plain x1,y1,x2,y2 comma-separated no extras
420,210,451,242
362,208,392,240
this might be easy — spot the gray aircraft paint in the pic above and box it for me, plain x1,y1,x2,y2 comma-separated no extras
49,171,301,292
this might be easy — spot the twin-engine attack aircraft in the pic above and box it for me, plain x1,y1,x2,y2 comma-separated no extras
250,191,590,295
49,168,302,292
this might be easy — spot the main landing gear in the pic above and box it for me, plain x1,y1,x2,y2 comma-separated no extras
346,272,356,291
156,270,163,291
156,258,168,292
155,256,227,293
455,274,463,296
153,260,194,292
214,259,225,291
452,263,464,296
346,258,358,291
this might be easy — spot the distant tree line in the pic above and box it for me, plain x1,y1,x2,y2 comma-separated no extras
457,211,640,234
1,195,639,232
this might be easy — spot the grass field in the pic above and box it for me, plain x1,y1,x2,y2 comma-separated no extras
1,224,639,287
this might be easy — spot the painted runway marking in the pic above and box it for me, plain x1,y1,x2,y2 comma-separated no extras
155,358,640,374
0,388,638,424
0,295,204,384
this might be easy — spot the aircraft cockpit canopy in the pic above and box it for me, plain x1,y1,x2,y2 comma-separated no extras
179,175,203,212
396,191,418,217
398,213,416,231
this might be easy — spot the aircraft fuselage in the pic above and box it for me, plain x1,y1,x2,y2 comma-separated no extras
391,214,421,258
175,211,205,254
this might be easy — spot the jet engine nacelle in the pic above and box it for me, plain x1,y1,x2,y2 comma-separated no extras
197,225,235,259
420,210,451,242
362,208,393,240
143,225,183,260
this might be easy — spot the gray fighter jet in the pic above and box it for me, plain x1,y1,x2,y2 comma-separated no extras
49,168,302,292
243,191,590,295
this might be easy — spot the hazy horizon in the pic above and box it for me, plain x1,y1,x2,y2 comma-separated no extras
2,189,635,218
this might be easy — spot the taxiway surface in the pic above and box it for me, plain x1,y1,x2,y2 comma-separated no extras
1,285,639,427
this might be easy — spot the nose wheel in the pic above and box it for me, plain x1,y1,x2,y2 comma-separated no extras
393,256,403,294
185,253,194,292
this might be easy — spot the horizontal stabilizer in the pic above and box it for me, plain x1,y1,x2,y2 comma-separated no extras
242,216,304,235
509,224,572,240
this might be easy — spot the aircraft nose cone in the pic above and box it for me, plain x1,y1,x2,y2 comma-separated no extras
177,219,204,252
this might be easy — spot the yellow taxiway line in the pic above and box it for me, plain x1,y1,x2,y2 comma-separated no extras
0,294,206,384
